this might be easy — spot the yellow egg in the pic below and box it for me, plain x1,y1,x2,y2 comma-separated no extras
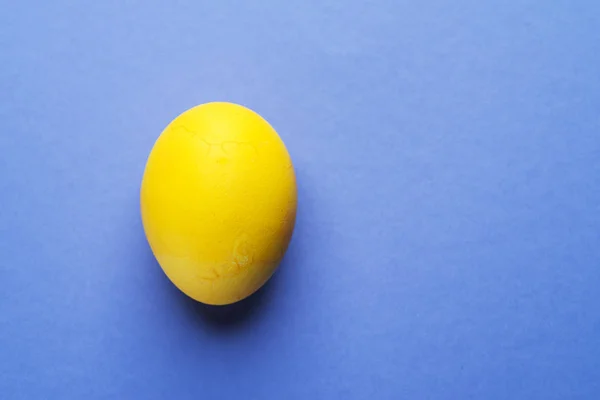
140,102,297,305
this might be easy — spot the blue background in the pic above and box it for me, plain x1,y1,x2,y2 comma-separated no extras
1,1,600,398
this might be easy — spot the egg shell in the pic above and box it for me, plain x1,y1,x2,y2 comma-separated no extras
141,102,297,305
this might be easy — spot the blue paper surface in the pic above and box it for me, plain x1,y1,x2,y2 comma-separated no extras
1,1,600,398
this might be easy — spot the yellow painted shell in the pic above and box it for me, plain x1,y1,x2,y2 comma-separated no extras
141,102,297,305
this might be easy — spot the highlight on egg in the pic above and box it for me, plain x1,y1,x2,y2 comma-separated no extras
140,102,297,305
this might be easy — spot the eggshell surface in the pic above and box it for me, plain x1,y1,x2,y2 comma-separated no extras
141,102,297,305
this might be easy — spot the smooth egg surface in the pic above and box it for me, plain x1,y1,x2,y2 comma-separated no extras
141,102,297,305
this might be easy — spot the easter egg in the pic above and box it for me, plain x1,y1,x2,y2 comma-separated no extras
140,102,297,305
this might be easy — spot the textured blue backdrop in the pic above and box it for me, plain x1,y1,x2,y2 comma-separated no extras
1,1,600,398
